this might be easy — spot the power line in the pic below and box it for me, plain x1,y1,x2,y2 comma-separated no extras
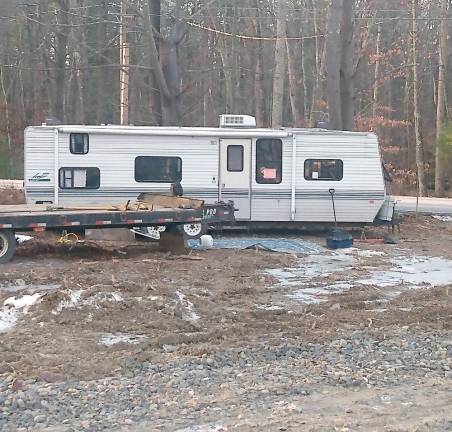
187,21,323,40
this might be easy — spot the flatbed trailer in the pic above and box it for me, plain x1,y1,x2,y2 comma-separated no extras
0,201,235,263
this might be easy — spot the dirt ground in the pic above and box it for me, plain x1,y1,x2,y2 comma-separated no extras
0,214,451,431
0,188,25,205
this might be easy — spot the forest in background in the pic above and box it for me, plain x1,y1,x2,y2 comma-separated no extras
0,0,451,196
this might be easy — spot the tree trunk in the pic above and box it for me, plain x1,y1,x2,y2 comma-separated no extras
435,0,447,196
310,0,327,126
326,0,343,130
271,0,287,128
52,0,70,122
286,36,303,126
412,0,427,196
253,2,266,127
148,0,162,124
372,23,382,119
340,0,354,131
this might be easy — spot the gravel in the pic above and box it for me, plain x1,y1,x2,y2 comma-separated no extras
0,327,451,431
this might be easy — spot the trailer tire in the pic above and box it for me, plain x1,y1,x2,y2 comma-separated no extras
0,230,16,264
180,222,206,239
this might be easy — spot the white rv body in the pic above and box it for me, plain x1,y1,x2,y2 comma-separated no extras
24,125,388,224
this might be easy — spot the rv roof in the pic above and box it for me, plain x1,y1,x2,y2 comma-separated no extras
32,124,376,139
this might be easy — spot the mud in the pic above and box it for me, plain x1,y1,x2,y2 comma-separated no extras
0,215,451,430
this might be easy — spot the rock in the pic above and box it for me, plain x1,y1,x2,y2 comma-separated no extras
11,379,25,392
34,414,47,423
16,398,26,410
162,344,176,353
39,372,66,383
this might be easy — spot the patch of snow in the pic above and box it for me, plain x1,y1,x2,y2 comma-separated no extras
15,234,33,244
110,292,123,302
56,290,83,312
255,304,284,311
174,424,227,432
0,309,18,332
0,292,43,333
99,333,148,346
355,250,386,258
55,290,123,313
175,291,200,322
4,293,43,312
432,215,452,222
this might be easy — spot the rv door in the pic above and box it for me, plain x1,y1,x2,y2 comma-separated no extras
219,139,251,220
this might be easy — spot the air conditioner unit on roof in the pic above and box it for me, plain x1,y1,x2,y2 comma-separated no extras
219,114,256,128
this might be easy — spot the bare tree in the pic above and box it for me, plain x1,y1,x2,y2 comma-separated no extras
271,0,287,128
326,0,344,130
435,0,447,196
412,0,426,196
340,0,354,131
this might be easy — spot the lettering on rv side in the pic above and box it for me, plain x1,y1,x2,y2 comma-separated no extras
28,172,51,182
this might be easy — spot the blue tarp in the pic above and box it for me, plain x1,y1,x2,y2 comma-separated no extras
188,237,323,254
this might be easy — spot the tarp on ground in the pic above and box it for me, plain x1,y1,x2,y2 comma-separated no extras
188,237,323,254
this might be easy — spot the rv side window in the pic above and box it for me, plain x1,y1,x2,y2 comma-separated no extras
255,138,282,184
227,145,244,172
59,167,100,189
70,133,89,155
135,156,182,183
304,159,343,181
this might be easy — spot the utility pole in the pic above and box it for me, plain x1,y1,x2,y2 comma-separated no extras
119,0,130,125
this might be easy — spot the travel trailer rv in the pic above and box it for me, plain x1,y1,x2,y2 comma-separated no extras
24,115,393,236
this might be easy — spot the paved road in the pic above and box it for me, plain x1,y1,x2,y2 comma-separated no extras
394,196,452,214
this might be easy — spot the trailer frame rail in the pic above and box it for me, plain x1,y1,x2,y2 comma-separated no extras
0,201,235,263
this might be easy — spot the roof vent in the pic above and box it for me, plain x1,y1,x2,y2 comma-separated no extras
219,114,256,128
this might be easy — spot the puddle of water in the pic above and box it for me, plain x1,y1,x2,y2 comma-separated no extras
287,282,354,304
266,252,355,285
0,282,60,294
357,256,452,288
99,333,148,346
267,250,452,305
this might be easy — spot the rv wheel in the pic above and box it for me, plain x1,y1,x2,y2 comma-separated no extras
0,230,16,264
181,222,206,239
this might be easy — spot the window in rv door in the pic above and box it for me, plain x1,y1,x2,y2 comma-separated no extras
304,159,343,181
135,156,182,183
255,138,282,184
59,167,100,189
70,133,89,154
227,145,244,172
